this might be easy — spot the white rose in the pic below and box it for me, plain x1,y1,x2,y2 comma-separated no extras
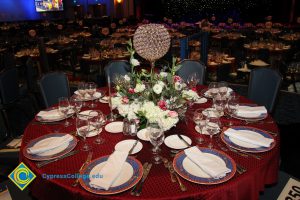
134,83,146,93
130,58,140,67
153,84,163,94
158,81,165,87
124,75,130,81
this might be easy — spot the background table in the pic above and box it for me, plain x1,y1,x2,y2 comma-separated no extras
20,86,280,200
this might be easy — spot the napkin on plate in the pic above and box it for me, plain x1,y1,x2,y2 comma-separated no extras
89,150,128,190
236,106,267,118
27,135,73,155
184,146,231,179
37,109,64,120
204,87,233,96
224,128,274,147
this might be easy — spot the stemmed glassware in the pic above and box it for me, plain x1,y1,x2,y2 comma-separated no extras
208,82,219,98
69,96,82,117
78,82,87,107
193,109,206,144
187,72,200,89
76,117,91,151
205,114,221,149
86,82,97,108
218,81,228,98
89,110,106,144
213,94,226,117
147,121,164,164
107,76,117,122
58,97,72,127
226,94,239,126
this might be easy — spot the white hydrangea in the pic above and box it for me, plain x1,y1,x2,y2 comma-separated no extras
182,90,200,101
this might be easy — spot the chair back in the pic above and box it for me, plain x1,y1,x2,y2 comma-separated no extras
0,68,19,104
176,59,206,84
104,60,130,83
248,68,282,113
38,72,70,108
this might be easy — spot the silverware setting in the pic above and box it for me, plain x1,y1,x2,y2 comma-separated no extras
131,162,152,196
36,150,80,168
72,151,93,187
168,161,187,192
162,158,177,183
236,163,247,174
128,140,139,155
177,134,192,148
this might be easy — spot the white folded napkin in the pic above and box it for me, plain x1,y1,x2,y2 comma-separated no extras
89,150,128,190
224,128,274,147
37,109,64,120
184,146,231,179
27,135,73,155
236,106,267,118
74,91,101,99
249,59,269,66
205,87,233,96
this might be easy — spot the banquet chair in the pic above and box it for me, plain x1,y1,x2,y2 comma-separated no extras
104,60,130,83
248,68,282,113
176,59,206,84
38,72,70,108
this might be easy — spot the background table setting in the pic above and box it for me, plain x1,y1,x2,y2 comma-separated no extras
20,82,280,200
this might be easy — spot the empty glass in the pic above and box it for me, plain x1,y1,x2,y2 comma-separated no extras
213,94,226,116
206,115,221,149
187,72,200,89
89,110,106,144
226,94,239,125
76,117,91,151
208,82,219,98
86,82,97,108
193,109,205,144
58,97,71,127
77,82,87,107
69,97,82,117
218,81,228,97
147,121,164,164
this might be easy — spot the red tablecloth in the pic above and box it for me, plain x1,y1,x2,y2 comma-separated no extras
20,86,280,200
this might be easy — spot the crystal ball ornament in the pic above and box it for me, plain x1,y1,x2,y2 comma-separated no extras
133,24,171,62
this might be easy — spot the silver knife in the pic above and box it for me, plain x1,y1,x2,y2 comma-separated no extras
177,134,191,148
135,163,153,196
36,150,80,168
130,162,148,194
128,140,139,155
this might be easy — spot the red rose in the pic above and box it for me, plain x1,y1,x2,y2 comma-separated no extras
128,88,135,94
158,100,167,111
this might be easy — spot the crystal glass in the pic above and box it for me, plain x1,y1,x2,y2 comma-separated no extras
86,82,97,108
218,81,228,97
187,72,199,89
226,94,239,126
147,121,164,164
206,115,221,149
89,110,106,144
58,97,71,127
69,96,82,117
193,109,205,144
78,82,87,107
213,94,226,117
76,117,91,151
208,82,219,98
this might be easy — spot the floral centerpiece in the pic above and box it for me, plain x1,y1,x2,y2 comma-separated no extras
111,39,200,131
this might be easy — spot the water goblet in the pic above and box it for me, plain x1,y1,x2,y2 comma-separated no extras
89,110,106,144
218,81,228,97
86,82,97,108
213,94,226,117
76,117,91,151
58,97,72,127
206,115,221,149
226,94,239,126
187,72,200,89
78,82,87,107
147,121,164,164
69,97,82,117
193,109,205,144
208,82,219,98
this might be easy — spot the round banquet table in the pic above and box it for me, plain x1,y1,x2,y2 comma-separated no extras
20,86,280,200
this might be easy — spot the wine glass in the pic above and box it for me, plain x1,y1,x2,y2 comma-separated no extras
193,109,205,144
218,81,228,98
226,94,239,126
76,117,91,151
86,82,97,108
208,82,219,98
205,115,221,149
77,82,87,107
213,94,226,117
69,96,82,117
58,97,71,127
147,121,164,164
89,110,106,144
187,72,200,89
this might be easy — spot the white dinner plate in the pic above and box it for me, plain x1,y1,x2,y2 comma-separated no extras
164,135,192,149
227,129,264,149
137,128,150,141
194,98,208,104
105,122,123,133
30,137,69,157
114,139,143,155
202,108,224,117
